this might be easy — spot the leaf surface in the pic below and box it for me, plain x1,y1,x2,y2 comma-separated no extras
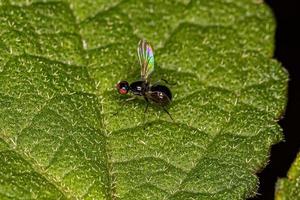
275,153,300,200
0,0,288,199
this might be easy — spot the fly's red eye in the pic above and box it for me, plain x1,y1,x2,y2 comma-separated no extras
119,88,128,94
116,81,129,94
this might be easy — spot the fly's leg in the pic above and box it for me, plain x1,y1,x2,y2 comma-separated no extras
113,96,137,116
144,102,149,113
125,96,136,102
163,107,174,122
161,78,176,85
152,78,176,86
143,97,150,127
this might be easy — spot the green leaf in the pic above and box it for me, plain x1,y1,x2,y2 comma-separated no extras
275,153,300,200
0,0,288,199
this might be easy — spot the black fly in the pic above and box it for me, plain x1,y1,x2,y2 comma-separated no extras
116,39,173,121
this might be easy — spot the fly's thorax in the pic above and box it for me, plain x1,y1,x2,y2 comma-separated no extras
129,80,149,95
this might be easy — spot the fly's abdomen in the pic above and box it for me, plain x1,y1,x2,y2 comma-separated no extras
148,85,172,106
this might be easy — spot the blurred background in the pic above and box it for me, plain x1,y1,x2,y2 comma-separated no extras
249,0,300,199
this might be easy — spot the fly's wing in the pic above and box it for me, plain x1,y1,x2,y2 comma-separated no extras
137,39,154,82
